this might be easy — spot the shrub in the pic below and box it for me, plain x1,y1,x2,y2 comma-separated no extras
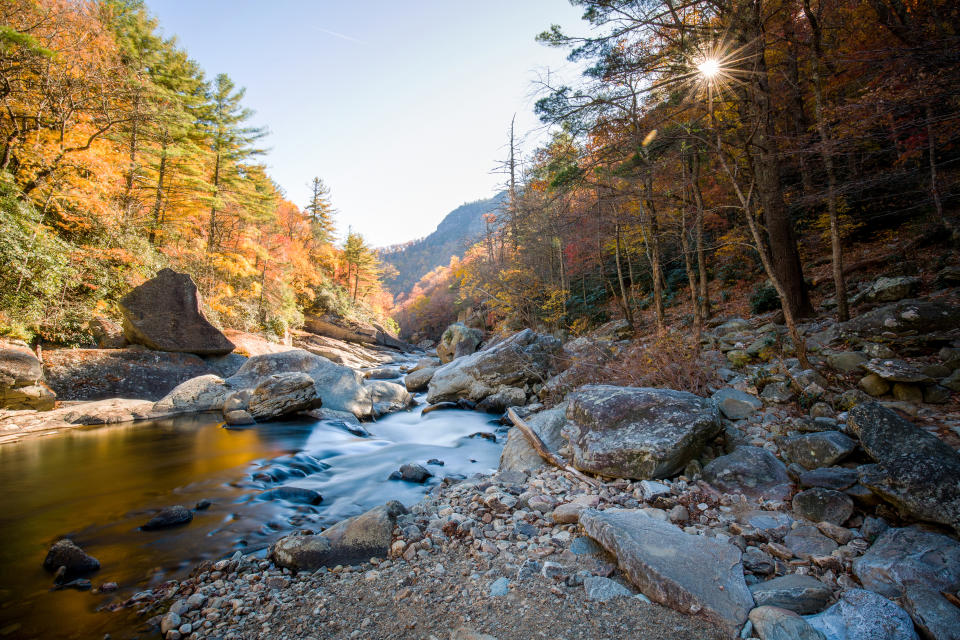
749,282,781,314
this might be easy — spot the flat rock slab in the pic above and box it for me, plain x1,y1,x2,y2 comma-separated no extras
848,403,960,532
902,585,960,640
120,269,235,356
749,574,833,615
703,446,792,501
804,588,919,640
563,385,722,479
784,525,838,559
797,467,859,490
45,348,215,401
580,508,753,636
860,359,932,383
852,526,960,598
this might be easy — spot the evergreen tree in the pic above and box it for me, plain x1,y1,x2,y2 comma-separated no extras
305,176,336,245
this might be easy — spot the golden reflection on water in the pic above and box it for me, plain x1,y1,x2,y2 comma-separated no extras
0,414,313,640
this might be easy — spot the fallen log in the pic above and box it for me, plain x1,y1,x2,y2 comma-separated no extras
506,407,600,487
421,401,459,416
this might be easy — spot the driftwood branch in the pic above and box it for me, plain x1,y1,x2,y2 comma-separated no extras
506,407,601,487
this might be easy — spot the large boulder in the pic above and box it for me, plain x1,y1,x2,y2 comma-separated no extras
804,589,919,640
781,432,857,470
0,339,55,411
270,501,406,571
119,268,235,355
848,402,960,532
839,300,960,346
403,366,437,392
851,276,921,305
902,585,960,640
426,329,563,405
702,446,792,501
499,403,568,474
151,375,231,416
436,323,483,364
580,508,754,636
44,348,215,401
852,526,960,598
364,379,413,417
562,385,722,479
749,574,833,615
237,372,320,421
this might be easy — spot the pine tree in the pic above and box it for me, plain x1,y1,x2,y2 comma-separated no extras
305,177,336,245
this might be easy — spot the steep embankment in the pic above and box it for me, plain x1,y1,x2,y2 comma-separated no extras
380,191,506,297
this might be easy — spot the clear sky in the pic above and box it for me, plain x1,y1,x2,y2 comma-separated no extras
144,0,586,247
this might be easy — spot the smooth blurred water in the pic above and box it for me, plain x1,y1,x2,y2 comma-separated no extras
0,369,503,639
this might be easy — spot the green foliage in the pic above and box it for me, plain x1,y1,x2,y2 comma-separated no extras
749,283,781,314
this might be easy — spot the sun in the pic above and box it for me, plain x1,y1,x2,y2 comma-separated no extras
697,58,720,79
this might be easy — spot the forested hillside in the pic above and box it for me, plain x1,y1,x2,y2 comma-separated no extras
394,0,960,347
0,0,395,344
379,191,505,296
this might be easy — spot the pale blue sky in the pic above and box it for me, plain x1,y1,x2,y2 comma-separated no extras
145,1,586,247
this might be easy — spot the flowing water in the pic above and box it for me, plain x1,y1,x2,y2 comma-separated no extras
0,367,504,639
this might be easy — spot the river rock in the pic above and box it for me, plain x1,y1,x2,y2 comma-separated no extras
476,386,527,413
783,432,857,470
0,339,56,411
42,539,100,576
749,574,833,614
141,505,193,530
579,508,754,636
365,379,413,417
840,300,960,340
226,350,372,419
784,525,838,559
404,366,438,392
223,409,254,426
583,576,633,601
711,388,763,420
861,359,932,384
702,446,792,501
426,329,563,405
45,348,215,401
804,588,919,640
792,488,854,525
852,526,960,598
563,385,722,479
499,403,568,473
270,501,407,570
152,375,230,416
852,276,921,305
827,351,868,373
393,463,432,483
436,323,483,364
119,269,235,355
902,584,960,640
240,372,319,419
261,487,323,505
750,606,826,640
797,467,859,490
848,403,960,532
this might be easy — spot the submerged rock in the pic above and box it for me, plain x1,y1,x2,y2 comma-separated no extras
141,505,193,531
579,508,753,636
42,539,100,577
119,269,235,356
563,385,722,479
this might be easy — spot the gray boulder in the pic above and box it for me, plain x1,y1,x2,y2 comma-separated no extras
427,329,563,405
580,508,754,636
827,351,868,373
119,269,235,356
711,388,763,420
563,385,722,479
242,372,320,420
750,606,826,640
152,375,230,416
784,525,838,559
404,366,437,392
797,467,859,490
852,526,960,598
364,379,413,417
583,576,634,601
792,488,854,525
804,589,919,640
270,501,407,570
783,431,857,469
902,585,960,640
861,359,933,384
436,323,483,364
702,446,792,501
42,539,100,577
749,574,833,615
476,386,527,413
0,339,44,390
848,403,960,532
851,276,921,305
499,403,568,473
840,300,960,343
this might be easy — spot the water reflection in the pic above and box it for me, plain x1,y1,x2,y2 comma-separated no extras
0,395,503,639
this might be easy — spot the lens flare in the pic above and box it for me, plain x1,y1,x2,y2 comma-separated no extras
697,58,720,79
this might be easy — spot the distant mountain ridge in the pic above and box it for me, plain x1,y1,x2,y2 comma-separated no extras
380,191,506,297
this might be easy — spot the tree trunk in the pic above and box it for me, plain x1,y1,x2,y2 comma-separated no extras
615,221,634,328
